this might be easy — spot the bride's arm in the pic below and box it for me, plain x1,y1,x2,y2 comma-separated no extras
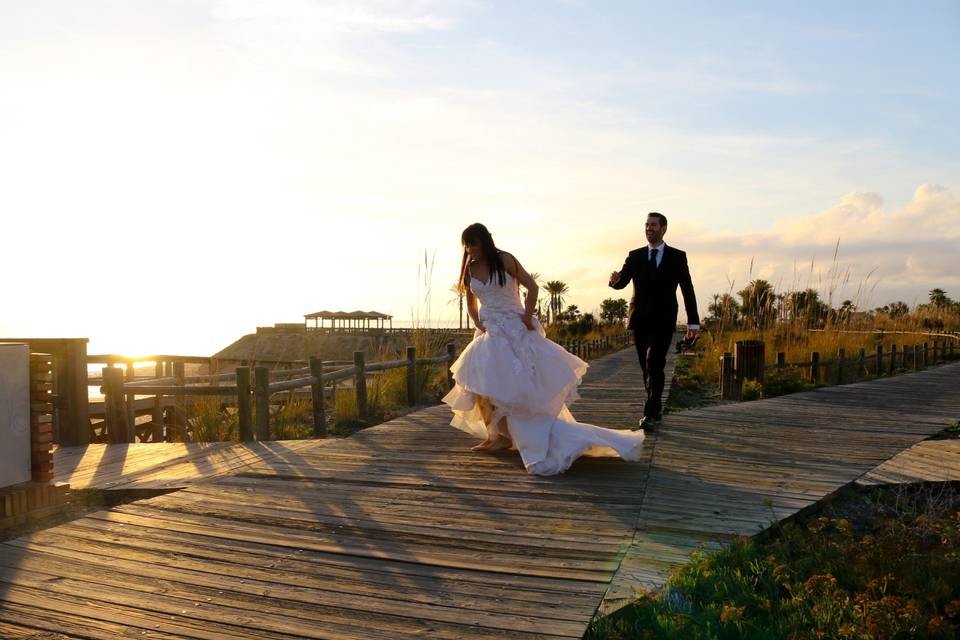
503,253,538,329
466,288,484,332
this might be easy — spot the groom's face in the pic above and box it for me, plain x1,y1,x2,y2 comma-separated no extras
645,216,666,245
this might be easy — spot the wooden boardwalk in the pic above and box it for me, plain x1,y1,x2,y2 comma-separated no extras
857,438,960,485
54,441,320,491
602,359,960,611
1,348,659,639
1,347,958,637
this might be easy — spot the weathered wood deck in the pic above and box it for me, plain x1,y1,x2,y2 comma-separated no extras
857,438,960,485
2,347,958,638
602,359,960,611
54,441,321,490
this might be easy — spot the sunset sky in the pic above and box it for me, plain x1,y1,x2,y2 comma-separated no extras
1,1,957,356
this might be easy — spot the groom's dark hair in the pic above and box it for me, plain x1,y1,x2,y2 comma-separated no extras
648,212,668,226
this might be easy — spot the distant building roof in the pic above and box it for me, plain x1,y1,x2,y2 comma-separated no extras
304,310,393,320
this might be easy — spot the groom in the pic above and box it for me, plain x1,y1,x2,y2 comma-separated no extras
609,212,699,430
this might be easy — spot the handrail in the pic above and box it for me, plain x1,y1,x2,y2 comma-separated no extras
99,332,635,445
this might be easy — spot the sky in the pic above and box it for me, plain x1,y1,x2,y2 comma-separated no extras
1,0,957,356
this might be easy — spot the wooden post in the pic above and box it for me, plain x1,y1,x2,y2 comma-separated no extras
125,362,136,435
889,344,897,375
811,351,820,384
254,366,270,440
237,366,252,442
776,352,786,369
858,348,865,379
406,346,417,406
151,394,163,442
836,348,845,384
354,351,368,418
876,344,883,376
720,352,737,401
173,361,187,441
446,343,456,391
912,344,919,370
923,342,929,367
735,340,765,386
309,357,326,438
102,367,129,444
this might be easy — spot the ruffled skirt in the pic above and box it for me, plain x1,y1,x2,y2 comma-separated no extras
442,314,645,475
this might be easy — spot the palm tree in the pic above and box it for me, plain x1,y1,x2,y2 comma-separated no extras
544,280,569,324
929,288,950,308
447,285,463,329
707,293,741,329
600,298,629,326
738,279,775,329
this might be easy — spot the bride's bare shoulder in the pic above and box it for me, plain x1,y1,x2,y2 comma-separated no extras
499,250,519,272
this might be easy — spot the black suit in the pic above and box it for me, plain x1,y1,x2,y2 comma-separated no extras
610,244,699,419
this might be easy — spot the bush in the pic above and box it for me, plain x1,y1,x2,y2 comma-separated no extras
586,484,960,640
762,367,815,398
740,379,763,401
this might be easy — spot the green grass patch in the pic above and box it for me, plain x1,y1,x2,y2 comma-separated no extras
587,483,960,639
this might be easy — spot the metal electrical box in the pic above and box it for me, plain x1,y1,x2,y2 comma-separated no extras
0,343,31,487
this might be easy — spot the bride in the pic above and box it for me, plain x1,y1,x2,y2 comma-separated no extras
442,223,645,476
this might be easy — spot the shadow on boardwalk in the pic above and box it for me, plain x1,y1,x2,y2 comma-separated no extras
2,349,958,637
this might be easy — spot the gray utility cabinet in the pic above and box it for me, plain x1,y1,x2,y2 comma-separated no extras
0,343,31,487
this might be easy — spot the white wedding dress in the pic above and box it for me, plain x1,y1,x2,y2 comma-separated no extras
442,273,645,475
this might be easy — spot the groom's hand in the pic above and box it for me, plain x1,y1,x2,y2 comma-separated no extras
686,328,699,341
609,271,621,286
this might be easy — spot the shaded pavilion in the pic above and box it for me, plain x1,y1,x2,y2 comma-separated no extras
304,310,393,332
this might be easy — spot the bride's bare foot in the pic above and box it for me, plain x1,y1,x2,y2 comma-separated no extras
471,439,495,451
484,436,513,452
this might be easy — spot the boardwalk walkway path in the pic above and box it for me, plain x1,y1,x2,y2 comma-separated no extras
1,347,957,638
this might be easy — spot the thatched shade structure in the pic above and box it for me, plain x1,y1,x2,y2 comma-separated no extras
304,310,393,332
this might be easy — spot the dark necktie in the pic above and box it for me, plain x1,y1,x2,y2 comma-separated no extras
649,248,659,274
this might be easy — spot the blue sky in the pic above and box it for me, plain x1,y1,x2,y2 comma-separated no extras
1,1,957,354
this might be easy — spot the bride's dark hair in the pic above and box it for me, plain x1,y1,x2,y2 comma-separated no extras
459,223,506,293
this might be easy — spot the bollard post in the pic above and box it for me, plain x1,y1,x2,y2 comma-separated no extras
173,361,187,440
102,366,130,444
309,357,326,438
811,351,820,384
406,346,417,406
720,352,737,401
237,366,253,441
254,366,270,440
354,351,368,418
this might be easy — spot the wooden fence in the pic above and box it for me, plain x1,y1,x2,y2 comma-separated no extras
720,333,959,401
92,332,634,444
95,346,455,444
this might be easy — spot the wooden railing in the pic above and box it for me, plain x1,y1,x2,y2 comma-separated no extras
97,345,458,444
92,331,635,444
556,332,633,360
719,333,959,401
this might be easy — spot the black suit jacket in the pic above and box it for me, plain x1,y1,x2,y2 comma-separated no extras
610,245,699,332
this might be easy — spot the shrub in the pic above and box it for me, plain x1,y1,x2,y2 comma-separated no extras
740,379,763,401
762,367,815,398
586,484,960,640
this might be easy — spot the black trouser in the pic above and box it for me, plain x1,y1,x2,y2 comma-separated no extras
633,327,674,419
